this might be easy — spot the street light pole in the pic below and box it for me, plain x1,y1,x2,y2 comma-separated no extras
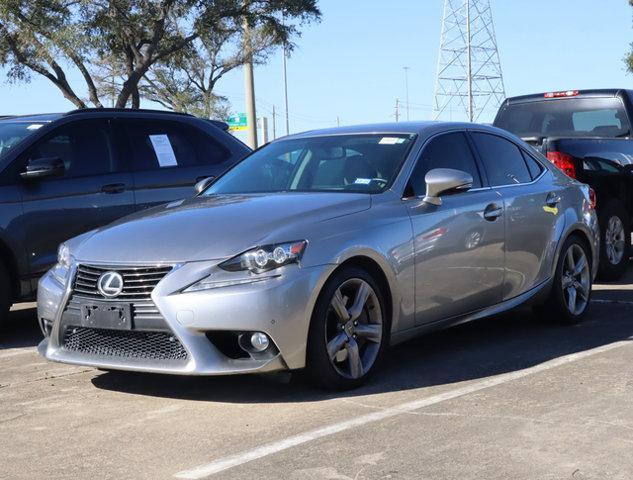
283,42,290,135
403,66,410,121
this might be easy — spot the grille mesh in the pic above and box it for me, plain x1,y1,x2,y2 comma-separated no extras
62,327,188,361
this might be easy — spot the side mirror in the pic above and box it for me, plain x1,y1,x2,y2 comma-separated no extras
423,168,473,206
20,157,64,180
194,176,216,195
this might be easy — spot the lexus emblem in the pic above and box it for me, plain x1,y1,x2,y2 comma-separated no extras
97,271,124,298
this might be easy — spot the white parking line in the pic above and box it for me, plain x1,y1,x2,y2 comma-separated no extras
174,339,632,479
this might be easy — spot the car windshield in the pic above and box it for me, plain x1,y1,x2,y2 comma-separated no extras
494,97,631,139
204,133,416,195
0,122,45,157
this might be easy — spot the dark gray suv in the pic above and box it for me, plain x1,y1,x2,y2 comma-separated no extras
0,108,250,325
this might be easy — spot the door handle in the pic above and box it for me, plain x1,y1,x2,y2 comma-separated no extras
483,203,503,221
101,183,126,194
545,192,561,207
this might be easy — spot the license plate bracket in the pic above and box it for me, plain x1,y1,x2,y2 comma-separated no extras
80,302,132,330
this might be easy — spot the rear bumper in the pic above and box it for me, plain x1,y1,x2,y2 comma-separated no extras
38,261,333,375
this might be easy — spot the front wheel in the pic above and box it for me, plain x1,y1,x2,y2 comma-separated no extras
306,267,388,390
541,236,592,324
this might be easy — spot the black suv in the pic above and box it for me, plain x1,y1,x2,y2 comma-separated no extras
494,89,633,280
0,108,250,324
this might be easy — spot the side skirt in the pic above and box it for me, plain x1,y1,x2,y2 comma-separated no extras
389,277,553,346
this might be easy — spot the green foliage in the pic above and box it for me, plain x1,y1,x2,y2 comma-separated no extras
0,0,320,111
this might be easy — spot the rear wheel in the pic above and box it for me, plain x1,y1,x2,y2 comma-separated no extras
541,236,592,324
0,260,12,329
306,267,388,390
597,201,630,281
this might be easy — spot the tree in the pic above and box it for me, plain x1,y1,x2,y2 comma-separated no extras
138,19,278,119
0,0,320,109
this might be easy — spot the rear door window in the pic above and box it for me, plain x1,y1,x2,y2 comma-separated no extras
123,120,230,171
471,133,532,186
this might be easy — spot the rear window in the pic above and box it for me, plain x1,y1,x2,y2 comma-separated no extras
494,97,630,139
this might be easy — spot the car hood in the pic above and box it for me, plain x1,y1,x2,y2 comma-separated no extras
72,193,371,264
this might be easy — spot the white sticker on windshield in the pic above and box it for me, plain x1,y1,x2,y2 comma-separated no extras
380,137,406,145
149,134,178,167
27,124,44,130
354,178,372,185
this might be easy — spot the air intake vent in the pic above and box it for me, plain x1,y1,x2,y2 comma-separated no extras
62,327,188,361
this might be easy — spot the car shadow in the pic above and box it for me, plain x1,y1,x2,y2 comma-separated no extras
0,304,42,349
90,300,633,403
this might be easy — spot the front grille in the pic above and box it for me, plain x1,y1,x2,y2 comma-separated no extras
62,327,188,361
73,264,173,302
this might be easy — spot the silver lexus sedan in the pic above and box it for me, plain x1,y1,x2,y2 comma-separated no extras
37,122,599,389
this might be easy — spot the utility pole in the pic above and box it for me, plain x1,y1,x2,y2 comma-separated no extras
260,117,269,144
466,0,473,122
403,67,410,121
243,18,258,149
336,116,340,127
282,43,290,135
395,98,400,122
272,105,277,140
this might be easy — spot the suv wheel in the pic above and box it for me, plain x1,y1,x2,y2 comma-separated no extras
541,236,592,324
306,267,388,390
598,201,630,280
0,260,12,328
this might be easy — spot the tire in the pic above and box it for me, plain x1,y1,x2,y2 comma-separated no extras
597,201,630,281
540,236,592,324
0,260,12,329
306,266,388,390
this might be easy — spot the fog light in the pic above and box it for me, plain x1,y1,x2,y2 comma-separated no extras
250,332,270,352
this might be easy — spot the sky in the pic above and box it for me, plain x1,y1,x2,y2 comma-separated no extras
1,0,632,143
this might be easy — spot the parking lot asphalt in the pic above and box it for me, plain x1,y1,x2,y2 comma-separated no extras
1,274,633,480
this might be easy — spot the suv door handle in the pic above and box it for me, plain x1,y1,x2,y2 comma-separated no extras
483,203,503,221
101,183,126,194
545,192,561,207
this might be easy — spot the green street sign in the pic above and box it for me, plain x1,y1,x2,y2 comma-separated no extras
227,113,248,131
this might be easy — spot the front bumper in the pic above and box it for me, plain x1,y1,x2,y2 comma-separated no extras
38,261,333,375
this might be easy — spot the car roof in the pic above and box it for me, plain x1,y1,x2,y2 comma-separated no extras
283,121,489,139
0,109,230,130
0,113,62,123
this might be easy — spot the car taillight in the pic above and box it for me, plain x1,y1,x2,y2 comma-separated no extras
547,151,576,178
589,187,597,210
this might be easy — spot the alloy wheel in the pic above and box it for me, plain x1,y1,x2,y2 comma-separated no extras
561,244,590,316
605,215,626,265
324,278,383,379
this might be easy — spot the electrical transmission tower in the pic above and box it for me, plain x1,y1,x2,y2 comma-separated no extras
433,0,505,122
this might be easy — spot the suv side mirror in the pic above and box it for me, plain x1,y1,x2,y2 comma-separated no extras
20,157,64,180
423,168,473,206
194,176,216,195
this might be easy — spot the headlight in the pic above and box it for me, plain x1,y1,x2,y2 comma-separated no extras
50,243,73,285
219,240,307,273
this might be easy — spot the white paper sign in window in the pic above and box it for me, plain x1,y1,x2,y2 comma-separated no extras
149,134,178,167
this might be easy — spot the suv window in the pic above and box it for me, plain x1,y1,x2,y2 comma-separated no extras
23,120,117,178
471,133,532,186
408,132,482,196
123,120,230,171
